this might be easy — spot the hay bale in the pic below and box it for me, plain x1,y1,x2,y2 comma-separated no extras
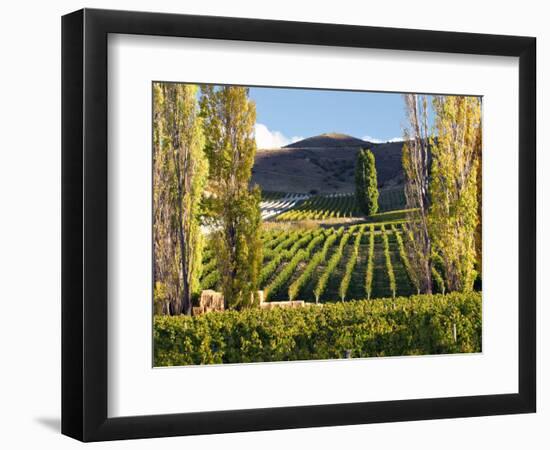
196,290,224,314
192,306,204,316
257,290,265,305
194,290,308,314
260,300,306,310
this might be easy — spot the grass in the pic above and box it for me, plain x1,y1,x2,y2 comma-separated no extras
362,209,413,225
378,186,406,212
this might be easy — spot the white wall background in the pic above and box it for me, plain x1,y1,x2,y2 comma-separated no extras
0,0,546,448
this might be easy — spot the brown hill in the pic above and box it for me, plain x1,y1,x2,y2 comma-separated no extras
285,132,372,149
251,133,405,194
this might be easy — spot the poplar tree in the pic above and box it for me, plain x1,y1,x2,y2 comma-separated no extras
355,149,379,216
402,94,433,294
429,96,481,292
200,86,263,309
153,83,208,315
474,108,483,277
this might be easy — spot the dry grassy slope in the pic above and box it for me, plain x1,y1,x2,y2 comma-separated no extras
251,133,405,194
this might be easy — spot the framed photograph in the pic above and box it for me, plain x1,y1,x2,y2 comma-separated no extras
62,8,536,442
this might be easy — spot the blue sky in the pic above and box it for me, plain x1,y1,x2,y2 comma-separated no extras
249,86,407,148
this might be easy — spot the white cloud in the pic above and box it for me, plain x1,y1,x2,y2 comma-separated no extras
362,135,403,144
255,123,303,149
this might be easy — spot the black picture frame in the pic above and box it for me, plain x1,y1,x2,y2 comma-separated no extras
61,8,536,442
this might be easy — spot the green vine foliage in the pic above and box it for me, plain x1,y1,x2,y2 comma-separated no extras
154,292,482,366
313,228,353,303
263,231,326,300
288,229,342,301
339,226,364,301
381,225,396,298
365,224,375,299
393,224,419,294
355,149,379,216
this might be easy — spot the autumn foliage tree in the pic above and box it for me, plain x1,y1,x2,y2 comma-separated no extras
429,96,481,292
153,83,208,315
200,86,263,310
474,108,482,278
402,94,433,294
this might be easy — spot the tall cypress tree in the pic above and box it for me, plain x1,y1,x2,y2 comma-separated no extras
355,149,379,216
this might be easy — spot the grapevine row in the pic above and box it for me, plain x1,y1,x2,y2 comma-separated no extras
264,234,322,301
260,229,326,286
364,224,375,299
276,194,358,221
313,227,354,303
269,229,317,260
287,228,324,255
381,225,396,298
202,229,292,282
287,228,344,301
262,230,284,248
338,225,365,301
260,234,300,284
392,224,420,294
263,230,302,261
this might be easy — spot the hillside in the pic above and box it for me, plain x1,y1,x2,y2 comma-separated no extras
285,132,370,149
251,133,405,194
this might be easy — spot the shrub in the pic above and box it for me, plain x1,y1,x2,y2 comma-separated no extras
154,292,482,366
200,270,220,290
200,257,218,278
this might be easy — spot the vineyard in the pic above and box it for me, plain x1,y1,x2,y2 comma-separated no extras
152,85,484,367
201,181,437,305
200,221,445,303
260,187,406,222
155,292,482,365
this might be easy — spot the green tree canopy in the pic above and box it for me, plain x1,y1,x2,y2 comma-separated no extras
152,83,208,315
428,96,481,292
355,148,379,216
200,86,263,310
